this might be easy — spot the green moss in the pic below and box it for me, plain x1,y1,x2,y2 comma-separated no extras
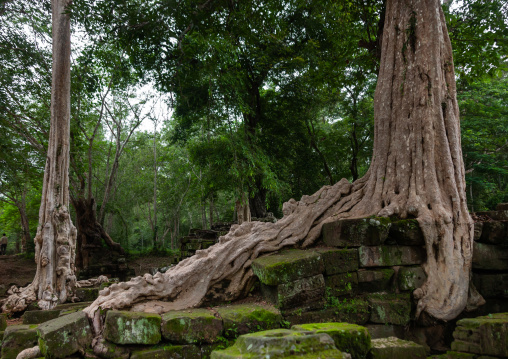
216,304,282,338
161,308,223,344
104,311,161,345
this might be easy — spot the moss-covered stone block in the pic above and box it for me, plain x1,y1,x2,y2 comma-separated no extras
473,272,508,298
37,311,92,359
325,272,358,297
388,219,424,246
161,308,223,344
262,274,326,309
283,300,370,327
452,313,508,357
22,309,61,324
369,337,426,358
293,322,371,359
397,266,426,291
211,328,347,358
472,242,508,271
130,344,201,359
215,304,282,338
0,313,7,331
359,246,425,267
322,217,392,248
317,248,359,275
358,269,394,293
54,301,93,311
251,249,324,286
366,324,405,340
1,324,39,359
75,287,100,302
368,294,411,326
104,310,161,345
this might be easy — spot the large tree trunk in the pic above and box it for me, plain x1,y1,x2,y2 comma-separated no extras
84,0,482,337
3,0,77,312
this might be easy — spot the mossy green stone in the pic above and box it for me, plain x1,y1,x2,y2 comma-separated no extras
37,311,92,359
317,248,359,275
104,310,161,345
292,322,371,359
322,217,392,248
22,309,61,324
75,287,100,302
0,313,7,331
215,304,282,338
251,250,324,286
211,328,346,358
472,242,508,270
358,269,394,293
161,308,223,344
369,337,426,359
130,344,201,359
388,219,424,246
359,245,424,267
325,272,358,297
397,266,426,291
368,294,411,326
1,324,39,359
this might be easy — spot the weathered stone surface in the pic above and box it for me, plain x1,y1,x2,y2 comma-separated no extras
269,274,326,309
215,304,282,338
161,308,223,344
293,322,371,359
478,221,507,245
284,300,370,326
366,324,405,339
476,210,508,221
322,217,392,247
369,337,426,359
358,246,425,267
211,328,346,358
104,310,161,345
452,313,508,357
22,309,61,324
131,345,201,359
317,248,359,275
37,311,93,359
368,294,411,326
357,269,394,293
472,242,508,271
388,219,424,246
251,250,324,286
0,313,7,331
326,272,358,297
1,324,39,359
75,287,100,302
473,222,483,241
473,273,508,298
397,266,426,291
54,301,93,312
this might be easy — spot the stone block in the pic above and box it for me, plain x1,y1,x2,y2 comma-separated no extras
368,294,411,326
358,269,394,293
211,328,346,358
472,242,508,271
75,287,100,302
0,313,6,331
473,222,483,241
37,311,93,359
215,304,282,338
318,248,359,275
54,301,92,311
359,246,425,267
366,324,405,339
322,217,392,247
265,274,325,309
104,310,161,345
388,219,424,246
251,249,324,286
22,309,61,324
473,273,508,298
161,308,223,344
326,272,358,297
397,266,426,291
479,221,508,245
131,345,201,359
1,325,39,359
369,337,426,359
293,322,371,359
476,210,508,221
283,300,370,326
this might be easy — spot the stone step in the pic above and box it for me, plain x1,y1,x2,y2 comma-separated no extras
367,293,412,326
369,337,426,359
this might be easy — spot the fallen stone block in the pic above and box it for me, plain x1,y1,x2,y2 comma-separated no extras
131,344,201,359
322,217,392,247
22,309,61,324
75,287,100,302
318,248,359,275
368,294,411,326
326,272,358,297
251,249,324,285
359,246,425,267
293,322,371,359
283,299,370,326
210,328,347,358
473,272,508,298
161,308,223,344
388,219,424,246
358,269,394,293
215,304,282,338
37,311,93,359
369,337,426,358
472,242,508,271
262,274,325,309
103,310,161,345
1,324,39,359
397,266,426,291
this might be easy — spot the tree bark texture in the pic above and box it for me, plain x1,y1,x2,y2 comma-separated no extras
2,0,77,312
84,0,481,328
